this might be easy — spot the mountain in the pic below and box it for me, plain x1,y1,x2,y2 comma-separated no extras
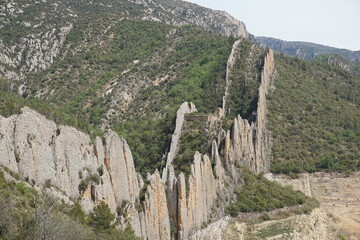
256,36,360,62
1,0,360,239
0,0,247,81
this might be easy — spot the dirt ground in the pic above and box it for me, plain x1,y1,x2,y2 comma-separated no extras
273,172,360,240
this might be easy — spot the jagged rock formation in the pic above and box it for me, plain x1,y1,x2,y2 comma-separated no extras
160,49,276,239
0,44,275,240
224,49,275,173
254,49,275,172
221,39,242,117
162,102,197,181
144,171,171,239
0,107,170,239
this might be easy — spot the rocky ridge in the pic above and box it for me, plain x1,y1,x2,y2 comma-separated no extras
256,36,360,62
0,46,275,239
161,49,276,239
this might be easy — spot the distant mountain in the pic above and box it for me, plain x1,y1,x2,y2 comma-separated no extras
256,36,360,62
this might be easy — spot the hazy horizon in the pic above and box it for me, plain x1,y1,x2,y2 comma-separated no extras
186,0,360,51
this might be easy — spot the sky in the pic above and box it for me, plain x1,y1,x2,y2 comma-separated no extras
186,0,360,51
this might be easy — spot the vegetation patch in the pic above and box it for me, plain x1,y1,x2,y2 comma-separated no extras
225,169,310,217
0,168,140,240
173,119,211,176
78,173,101,194
226,40,266,120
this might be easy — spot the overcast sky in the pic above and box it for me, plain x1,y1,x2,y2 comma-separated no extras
186,0,360,51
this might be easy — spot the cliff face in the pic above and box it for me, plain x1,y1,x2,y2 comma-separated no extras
224,49,275,173
0,107,170,239
221,39,242,116
163,102,197,180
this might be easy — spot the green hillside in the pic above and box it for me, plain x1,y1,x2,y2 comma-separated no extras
269,53,360,174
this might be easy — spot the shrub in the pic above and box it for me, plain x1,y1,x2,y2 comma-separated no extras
89,201,115,230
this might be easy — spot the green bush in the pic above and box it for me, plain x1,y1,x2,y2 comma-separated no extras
89,201,115,230
78,174,101,193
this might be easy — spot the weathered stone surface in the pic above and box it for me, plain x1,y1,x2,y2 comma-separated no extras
144,171,171,240
103,131,141,204
221,39,242,117
0,107,146,236
189,217,230,240
162,102,197,181
161,50,276,239
254,49,274,173
0,49,275,240
225,49,275,174
176,152,218,239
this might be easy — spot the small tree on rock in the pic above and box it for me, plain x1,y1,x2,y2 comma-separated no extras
89,201,115,231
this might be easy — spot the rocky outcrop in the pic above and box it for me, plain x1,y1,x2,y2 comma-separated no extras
189,217,230,240
160,49,275,239
221,39,242,117
224,49,275,173
254,49,274,172
162,102,197,181
144,171,171,240
0,47,275,238
176,153,218,239
0,107,170,239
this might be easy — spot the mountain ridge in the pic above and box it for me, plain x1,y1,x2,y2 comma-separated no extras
256,36,360,62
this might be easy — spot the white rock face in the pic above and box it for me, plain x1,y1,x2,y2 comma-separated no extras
144,171,171,240
162,101,197,181
0,107,168,239
177,153,218,239
221,39,242,117
160,50,275,239
254,49,274,173
225,50,275,173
